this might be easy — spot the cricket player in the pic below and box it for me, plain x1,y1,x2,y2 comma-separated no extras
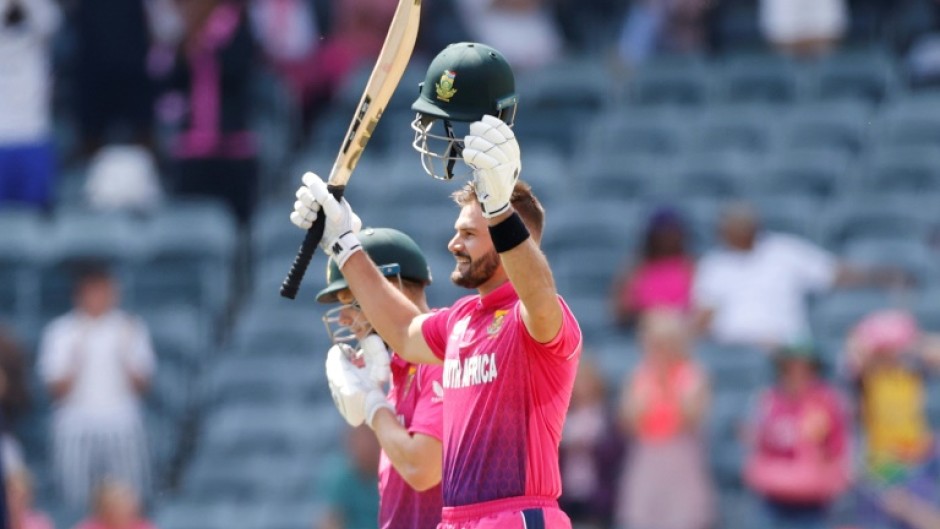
318,227,443,529
292,42,582,529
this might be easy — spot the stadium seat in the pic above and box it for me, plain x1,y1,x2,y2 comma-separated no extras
707,388,752,488
581,108,690,157
756,149,853,199
777,100,874,156
581,153,671,199
875,94,940,149
626,59,712,107
748,194,824,241
203,355,323,409
696,342,771,393
0,208,44,321
860,146,940,194
820,198,933,249
591,337,642,389
660,152,752,199
809,49,900,103
842,239,936,287
812,289,899,341
687,104,781,155
713,54,803,103
229,305,327,356
137,303,208,371
562,292,617,342
541,201,643,258
135,200,238,315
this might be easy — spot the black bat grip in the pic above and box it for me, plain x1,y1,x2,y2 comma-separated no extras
280,185,346,299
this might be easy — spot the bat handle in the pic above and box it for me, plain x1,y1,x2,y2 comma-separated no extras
280,185,346,299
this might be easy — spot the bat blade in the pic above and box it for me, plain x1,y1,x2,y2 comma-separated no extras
280,0,422,300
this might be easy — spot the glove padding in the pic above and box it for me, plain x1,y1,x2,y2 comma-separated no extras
325,344,393,428
462,115,521,219
359,334,391,386
291,172,363,267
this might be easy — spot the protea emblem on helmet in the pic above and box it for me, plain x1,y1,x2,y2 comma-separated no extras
436,70,458,102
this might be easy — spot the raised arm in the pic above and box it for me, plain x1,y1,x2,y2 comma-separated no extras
463,115,564,343
292,173,439,365
488,210,563,342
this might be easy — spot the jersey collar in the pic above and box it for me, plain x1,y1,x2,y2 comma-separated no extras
478,281,517,310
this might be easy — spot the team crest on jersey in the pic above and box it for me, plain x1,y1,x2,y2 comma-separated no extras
436,70,457,102
487,310,508,338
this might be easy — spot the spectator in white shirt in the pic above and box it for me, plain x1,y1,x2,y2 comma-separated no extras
38,265,155,509
693,203,896,349
760,0,848,57
0,0,61,211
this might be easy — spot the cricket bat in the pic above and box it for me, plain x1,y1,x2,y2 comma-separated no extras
281,0,422,299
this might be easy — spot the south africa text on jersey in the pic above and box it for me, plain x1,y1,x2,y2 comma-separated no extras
443,353,498,389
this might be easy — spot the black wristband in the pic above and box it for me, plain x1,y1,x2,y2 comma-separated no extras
489,211,530,253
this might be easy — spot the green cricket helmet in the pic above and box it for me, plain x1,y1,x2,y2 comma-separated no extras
411,42,518,180
317,227,432,346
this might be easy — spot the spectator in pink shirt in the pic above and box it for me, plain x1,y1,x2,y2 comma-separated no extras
744,342,852,529
8,469,54,529
611,207,695,328
617,309,715,529
72,481,156,529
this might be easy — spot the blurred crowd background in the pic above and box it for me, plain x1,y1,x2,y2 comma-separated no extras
1,0,940,529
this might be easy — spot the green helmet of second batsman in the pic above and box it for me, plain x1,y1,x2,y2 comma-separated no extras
411,42,518,181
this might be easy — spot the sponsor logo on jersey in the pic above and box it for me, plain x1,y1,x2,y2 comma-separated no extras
436,70,457,102
443,352,498,389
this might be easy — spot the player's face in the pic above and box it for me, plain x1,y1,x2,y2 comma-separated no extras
448,204,500,289
332,289,372,341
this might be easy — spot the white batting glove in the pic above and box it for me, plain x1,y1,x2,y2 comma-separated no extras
462,115,521,219
325,344,393,429
291,172,363,268
359,334,391,386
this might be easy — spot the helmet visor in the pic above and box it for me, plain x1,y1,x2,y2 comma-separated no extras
322,302,373,347
411,107,517,181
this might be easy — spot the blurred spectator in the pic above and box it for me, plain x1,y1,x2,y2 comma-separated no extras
743,342,851,529
759,0,848,57
618,0,714,66
162,0,258,224
300,0,396,130
248,0,321,123
7,469,53,529
0,327,31,427
318,426,381,529
611,207,694,328
559,359,625,529
84,145,163,214
0,0,61,211
453,0,563,71
71,0,155,156
617,309,715,529
693,203,902,349
553,0,623,52
72,480,155,529
37,265,155,509
844,310,940,529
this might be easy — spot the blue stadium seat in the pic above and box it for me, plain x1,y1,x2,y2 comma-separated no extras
842,239,936,287
809,49,900,103
134,200,237,314
860,146,940,194
562,292,617,341
229,305,327,356
581,108,690,157
756,149,853,199
0,208,44,321
812,289,898,341
541,201,643,257
696,342,771,393
137,303,208,371
708,389,752,488
591,337,642,389
48,209,143,263
553,247,623,301
748,194,824,241
713,54,803,103
258,502,325,529
200,403,342,459
203,355,322,409
626,59,712,107
581,153,671,199
821,198,933,249
876,94,940,149
687,104,781,155
777,100,873,156
660,152,751,199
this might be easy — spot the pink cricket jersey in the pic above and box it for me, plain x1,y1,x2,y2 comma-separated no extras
378,353,445,529
421,282,582,507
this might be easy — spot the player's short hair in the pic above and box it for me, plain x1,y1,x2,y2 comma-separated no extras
452,180,545,242
71,261,113,290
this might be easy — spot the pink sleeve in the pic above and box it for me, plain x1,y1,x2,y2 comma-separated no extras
421,308,450,361
516,297,582,361
407,365,444,441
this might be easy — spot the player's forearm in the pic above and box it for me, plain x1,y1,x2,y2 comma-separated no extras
371,409,442,491
343,251,423,353
494,231,563,343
